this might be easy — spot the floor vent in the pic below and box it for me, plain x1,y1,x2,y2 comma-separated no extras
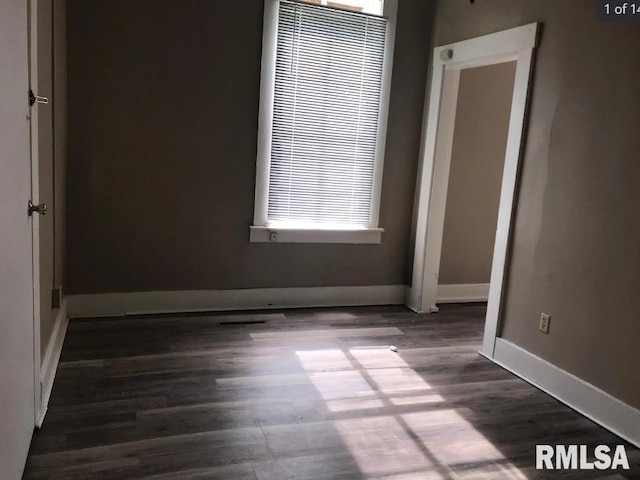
218,320,267,326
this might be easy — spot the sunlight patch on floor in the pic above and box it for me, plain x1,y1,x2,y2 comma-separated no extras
295,346,530,479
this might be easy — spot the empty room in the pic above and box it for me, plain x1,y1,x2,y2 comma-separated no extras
1,0,640,479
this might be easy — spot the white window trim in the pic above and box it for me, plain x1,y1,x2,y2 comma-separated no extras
249,225,384,244
251,0,398,244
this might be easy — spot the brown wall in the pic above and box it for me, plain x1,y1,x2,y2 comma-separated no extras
37,0,66,360
65,0,434,294
54,0,66,297
434,0,640,409
439,61,515,286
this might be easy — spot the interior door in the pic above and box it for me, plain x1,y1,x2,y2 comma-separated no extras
0,0,37,478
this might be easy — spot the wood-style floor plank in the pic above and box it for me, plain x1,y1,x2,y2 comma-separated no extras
23,304,640,479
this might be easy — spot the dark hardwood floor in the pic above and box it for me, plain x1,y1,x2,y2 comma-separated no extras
24,304,639,479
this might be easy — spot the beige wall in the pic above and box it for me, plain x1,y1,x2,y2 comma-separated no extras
37,0,66,360
439,61,516,286
54,0,66,296
434,0,640,409
65,0,434,294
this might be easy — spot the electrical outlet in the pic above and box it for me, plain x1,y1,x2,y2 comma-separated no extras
269,231,278,242
539,313,551,334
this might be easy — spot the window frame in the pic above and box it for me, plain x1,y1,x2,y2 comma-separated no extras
250,0,398,244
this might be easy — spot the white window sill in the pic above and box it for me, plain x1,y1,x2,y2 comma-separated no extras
249,226,383,244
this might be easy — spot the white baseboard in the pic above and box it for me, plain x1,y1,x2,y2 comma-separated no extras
67,285,406,318
436,283,489,303
487,338,640,449
37,298,68,427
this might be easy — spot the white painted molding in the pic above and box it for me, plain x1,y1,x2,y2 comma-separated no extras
368,0,398,229
415,69,461,313
437,283,490,303
405,286,440,313
486,338,640,449
433,23,537,70
253,0,279,226
249,226,383,244
409,22,539,364
37,298,68,428
67,285,406,318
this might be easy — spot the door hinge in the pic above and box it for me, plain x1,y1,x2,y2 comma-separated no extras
29,89,49,106
28,200,47,216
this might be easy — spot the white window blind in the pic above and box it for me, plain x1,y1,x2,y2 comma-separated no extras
267,0,388,228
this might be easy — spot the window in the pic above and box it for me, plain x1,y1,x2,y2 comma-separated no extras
297,0,384,16
251,0,397,244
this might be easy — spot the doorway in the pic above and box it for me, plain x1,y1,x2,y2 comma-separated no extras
408,24,539,358
438,61,516,302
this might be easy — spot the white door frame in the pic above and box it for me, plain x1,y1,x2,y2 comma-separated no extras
407,23,539,358
28,0,43,426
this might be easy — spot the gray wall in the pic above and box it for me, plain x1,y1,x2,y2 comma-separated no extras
434,0,640,409
439,61,516,285
37,0,66,359
66,0,434,294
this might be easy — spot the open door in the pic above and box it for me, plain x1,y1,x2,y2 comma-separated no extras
0,0,38,478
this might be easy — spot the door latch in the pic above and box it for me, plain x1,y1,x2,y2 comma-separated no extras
28,89,49,106
28,200,47,216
